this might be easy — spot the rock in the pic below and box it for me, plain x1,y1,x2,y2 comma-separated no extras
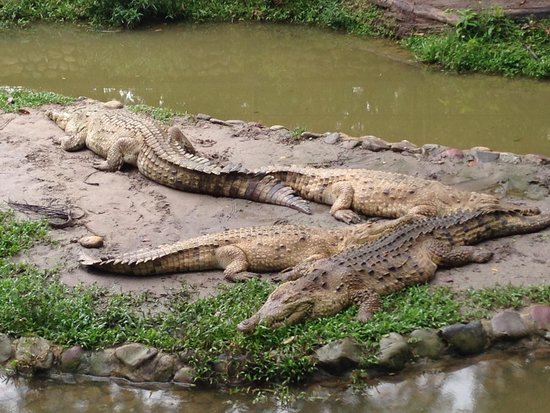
361,135,390,151
226,119,245,126
60,345,83,372
15,337,54,371
440,321,487,355
473,150,500,163
300,131,323,139
498,152,520,164
524,305,550,331
271,129,293,142
0,334,12,363
88,349,118,377
115,343,158,368
523,154,550,165
323,132,341,145
470,146,491,151
173,366,196,384
341,139,361,149
314,338,363,374
408,329,445,359
390,140,421,154
103,100,124,109
269,125,287,131
209,118,232,127
79,235,104,248
441,148,465,159
195,113,211,121
377,333,411,371
490,311,529,339
421,144,443,157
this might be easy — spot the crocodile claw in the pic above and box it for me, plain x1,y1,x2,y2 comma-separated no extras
333,209,362,224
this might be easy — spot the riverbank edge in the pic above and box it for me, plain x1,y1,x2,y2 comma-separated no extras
1,90,549,389
1,305,549,387
1,1,549,78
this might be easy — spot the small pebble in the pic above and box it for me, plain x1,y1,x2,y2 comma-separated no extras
79,235,104,248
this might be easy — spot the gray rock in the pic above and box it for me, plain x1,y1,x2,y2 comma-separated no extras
323,132,341,145
390,140,421,154
361,135,390,151
209,118,232,127
173,366,196,384
269,125,287,131
88,349,117,377
491,311,529,339
195,113,211,121
440,321,487,355
271,129,293,142
314,338,363,373
60,345,83,372
226,119,246,126
300,131,323,139
498,152,520,164
523,154,550,165
14,337,53,371
409,329,445,359
377,333,411,371
0,334,12,363
341,139,361,149
473,150,500,163
115,343,158,368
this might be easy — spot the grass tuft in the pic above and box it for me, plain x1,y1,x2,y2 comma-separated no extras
0,87,74,113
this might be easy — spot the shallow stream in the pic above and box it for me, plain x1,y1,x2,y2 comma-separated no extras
1,353,549,412
1,23,549,154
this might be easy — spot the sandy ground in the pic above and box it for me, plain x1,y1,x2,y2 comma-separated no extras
0,104,548,298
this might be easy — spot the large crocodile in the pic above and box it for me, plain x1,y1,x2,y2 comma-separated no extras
46,100,310,214
237,209,550,332
253,165,539,223
81,217,412,282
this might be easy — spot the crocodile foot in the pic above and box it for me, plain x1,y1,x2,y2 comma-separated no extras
225,271,261,283
333,209,362,224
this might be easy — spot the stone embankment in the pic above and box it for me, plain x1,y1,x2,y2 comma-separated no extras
1,305,549,386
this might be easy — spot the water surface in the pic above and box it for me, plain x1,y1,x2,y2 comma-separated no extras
1,23,549,154
1,353,549,412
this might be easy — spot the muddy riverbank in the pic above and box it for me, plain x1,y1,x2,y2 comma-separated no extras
1,101,549,297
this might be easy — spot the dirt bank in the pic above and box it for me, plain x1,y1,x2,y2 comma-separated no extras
0,103,548,298
373,0,550,34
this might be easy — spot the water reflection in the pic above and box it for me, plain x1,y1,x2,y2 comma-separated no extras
1,23,549,154
1,353,549,412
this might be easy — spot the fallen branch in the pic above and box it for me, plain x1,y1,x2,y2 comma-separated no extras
7,200,84,228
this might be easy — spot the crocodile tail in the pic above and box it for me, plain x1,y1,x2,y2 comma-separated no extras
215,171,311,214
496,211,550,235
138,131,311,214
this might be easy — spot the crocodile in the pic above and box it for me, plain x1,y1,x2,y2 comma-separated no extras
237,209,550,332
252,165,539,223
81,217,412,282
46,100,310,214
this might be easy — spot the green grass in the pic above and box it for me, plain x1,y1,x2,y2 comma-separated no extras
403,10,550,78
1,210,549,385
128,103,183,123
0,87,74,113
0,0,393,36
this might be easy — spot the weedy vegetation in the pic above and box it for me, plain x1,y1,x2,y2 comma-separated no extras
0,210,548,385
403,10,550,78
0,87,74,113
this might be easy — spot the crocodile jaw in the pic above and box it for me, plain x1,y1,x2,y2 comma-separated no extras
237,292,314,333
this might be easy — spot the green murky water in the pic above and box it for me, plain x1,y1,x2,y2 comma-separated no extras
1,354,549,412
1,23,549,154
